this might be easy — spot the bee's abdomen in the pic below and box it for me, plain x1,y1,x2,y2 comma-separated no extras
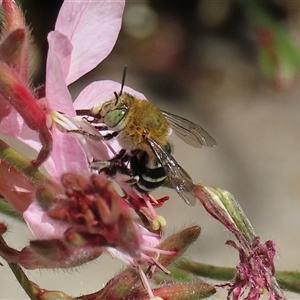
138,163,167,191
130,152,167,192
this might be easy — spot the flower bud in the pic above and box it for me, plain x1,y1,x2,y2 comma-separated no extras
153,281,216,300
39,290,74,300
2,0,26,33
157,225,201,267
99,268,142,299
36,180,62,211
0,29,25,67
1,0,30,82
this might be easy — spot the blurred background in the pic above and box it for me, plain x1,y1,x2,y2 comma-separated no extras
1,0,300,299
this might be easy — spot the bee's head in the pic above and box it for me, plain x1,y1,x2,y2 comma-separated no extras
89,67,129,130
89,96,128,130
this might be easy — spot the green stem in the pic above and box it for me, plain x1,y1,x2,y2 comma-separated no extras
0,235,38,299
176,258,300,294
275,271,300,294
8,262,39,300
176,258,235,281
0,139,48,183
0,199,24,221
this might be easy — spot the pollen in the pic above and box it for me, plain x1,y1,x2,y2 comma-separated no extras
152,215,167,230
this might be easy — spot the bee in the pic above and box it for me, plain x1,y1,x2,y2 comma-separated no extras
75,70,216,206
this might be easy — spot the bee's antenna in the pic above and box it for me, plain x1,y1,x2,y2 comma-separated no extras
119,65,127,96
114,91,119,105
114,66,127,105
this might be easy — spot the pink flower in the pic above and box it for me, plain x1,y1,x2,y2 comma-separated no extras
36,0,150,182
195,185,286,300
0,3,173,298
10,0,168,243
35,0,127,179
0,0,131,177
224,238,281,300
23,174,145,264
0,0,169,230
21,172,170,299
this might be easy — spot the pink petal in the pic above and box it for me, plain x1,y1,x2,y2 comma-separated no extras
73,80,146,109
68,126,116,161
23,201,69,239
18,125,90,180
46,31,74,115
18,123,42,152
43,127,90,181
55,0,125,85
0,108,23,136
47,31,72,81
108,248,134,266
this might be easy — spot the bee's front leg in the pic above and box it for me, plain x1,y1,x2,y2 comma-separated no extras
68,128,103,141
68,128,119,141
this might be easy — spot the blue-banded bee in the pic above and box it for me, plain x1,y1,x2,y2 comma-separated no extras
75,71,216,206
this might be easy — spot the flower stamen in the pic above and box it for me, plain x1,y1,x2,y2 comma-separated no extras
138,264,155,299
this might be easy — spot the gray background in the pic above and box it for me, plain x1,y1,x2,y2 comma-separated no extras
1,1,300,299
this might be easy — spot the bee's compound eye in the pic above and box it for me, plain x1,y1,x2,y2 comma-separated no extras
104,108,127,128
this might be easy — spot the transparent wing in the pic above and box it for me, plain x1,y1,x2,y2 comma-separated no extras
162,111,216,148
147,138,196,206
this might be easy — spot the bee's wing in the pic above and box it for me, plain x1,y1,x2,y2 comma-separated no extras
162,111,216,148
147,138,196,206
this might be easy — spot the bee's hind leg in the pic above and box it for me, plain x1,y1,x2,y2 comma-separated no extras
90,150,139,185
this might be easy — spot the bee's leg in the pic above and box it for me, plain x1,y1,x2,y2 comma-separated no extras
93,125,108,131
104,164,139,185
101,131,119,141
109,149,128,161
68,129,103,141
91,149,139,185
90,149,127,170
75,109,91,116
68,129,119,141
